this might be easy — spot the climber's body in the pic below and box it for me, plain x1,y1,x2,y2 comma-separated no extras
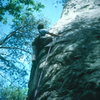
38,29,48,36
38,23,59,37
32,23,59,61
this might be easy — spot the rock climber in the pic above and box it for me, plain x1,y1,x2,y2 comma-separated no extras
32,23,59,61
37,23,59,37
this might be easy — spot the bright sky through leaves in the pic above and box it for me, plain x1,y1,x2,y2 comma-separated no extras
0,0,63,35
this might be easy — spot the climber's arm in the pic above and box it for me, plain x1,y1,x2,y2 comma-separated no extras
39,29,59,37
48,32,59,37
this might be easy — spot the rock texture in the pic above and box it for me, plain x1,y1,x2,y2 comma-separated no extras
27,0,100,100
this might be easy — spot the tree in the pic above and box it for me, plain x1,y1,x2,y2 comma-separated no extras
0,0,44,23
0,1,46,97
0,13,48,92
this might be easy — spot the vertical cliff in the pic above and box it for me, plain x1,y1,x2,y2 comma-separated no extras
27,0,100,100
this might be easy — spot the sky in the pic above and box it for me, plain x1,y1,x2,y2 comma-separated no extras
0,0,63,36
35,0,63,27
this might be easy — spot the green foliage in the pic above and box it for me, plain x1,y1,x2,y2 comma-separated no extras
0,0,45,23
2,17,7,24
1,87,28,100
34,2,45,11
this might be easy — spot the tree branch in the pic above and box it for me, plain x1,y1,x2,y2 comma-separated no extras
0,72,12,84
0,46,31,54
0,25,27,45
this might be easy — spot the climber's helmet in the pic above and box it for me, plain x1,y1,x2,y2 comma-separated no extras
37,23,44,30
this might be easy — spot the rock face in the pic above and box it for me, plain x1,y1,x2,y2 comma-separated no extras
27,0,100,100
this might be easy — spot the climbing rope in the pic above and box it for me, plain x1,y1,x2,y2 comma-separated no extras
33,37,56,99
